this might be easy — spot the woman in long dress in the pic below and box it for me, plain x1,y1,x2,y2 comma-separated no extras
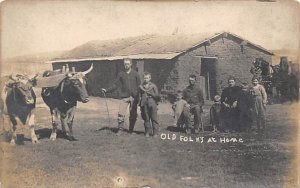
250,77,267,133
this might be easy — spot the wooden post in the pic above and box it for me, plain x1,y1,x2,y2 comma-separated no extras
207,72,210,100
65,64,69,72
136,60,144,82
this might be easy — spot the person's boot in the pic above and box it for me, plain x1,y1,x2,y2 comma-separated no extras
193,124,200,134
116,121,124,136
153,128,159,138
144,122,151,137
145,132,150,137
129,118,136,134
186,128,192,134
152,121,159,137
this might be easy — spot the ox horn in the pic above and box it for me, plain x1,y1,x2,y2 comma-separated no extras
81,63,93,75
9,74,19,82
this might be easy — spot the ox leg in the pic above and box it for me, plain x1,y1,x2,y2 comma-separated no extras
67,115,76,141
9,115,17,145
50,110,59,141
60,113,67,134
28,113,39,144
61,112,76,141
61,122,67,134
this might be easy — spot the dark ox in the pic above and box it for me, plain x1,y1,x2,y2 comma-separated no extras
1,74,38,145
41,64,93,141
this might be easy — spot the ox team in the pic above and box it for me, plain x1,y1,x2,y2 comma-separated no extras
2,58,269,144
1,64,93,144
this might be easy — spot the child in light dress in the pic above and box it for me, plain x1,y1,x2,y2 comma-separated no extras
250,77,267,133
172,90,192,133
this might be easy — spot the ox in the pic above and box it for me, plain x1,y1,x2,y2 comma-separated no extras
271,61,299,103
1,74,39,145
41,64,93,141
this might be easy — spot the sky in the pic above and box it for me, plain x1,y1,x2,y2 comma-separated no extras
1,0,299,60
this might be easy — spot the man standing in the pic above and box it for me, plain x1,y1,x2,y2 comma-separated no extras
220,76,241,132
183,74,204,134
101,58,141,135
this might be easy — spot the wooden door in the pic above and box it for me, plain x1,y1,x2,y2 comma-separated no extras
199,76,207,100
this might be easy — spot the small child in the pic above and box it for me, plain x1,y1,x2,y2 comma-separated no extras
139,72,160,137
172,90,191,133
210,95,222,132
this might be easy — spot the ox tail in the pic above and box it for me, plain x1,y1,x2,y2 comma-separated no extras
0,85,8,115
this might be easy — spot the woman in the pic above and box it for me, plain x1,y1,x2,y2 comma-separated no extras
250,77,267,133
220,76,241,133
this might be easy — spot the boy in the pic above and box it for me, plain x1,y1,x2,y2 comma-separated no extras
172,90,191,133
209,95,222,132
139,72,160,137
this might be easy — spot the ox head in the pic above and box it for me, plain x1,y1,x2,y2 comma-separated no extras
253,58,261,68
61,64,93,103
271,65,281,74
9,74,37,105
253,58,269,68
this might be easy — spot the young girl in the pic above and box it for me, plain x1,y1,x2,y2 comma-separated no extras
250,77,267,133
172,90,191,133
210,95,222,132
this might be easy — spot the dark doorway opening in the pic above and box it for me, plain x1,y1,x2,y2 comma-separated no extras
200,58,217,100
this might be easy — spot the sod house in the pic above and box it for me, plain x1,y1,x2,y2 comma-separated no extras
49,32,273,100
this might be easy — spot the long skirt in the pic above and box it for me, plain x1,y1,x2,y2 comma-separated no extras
253,96,266,130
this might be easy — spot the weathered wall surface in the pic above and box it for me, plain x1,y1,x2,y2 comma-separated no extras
163,36,272,97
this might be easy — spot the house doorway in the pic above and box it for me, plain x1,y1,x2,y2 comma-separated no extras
200,57,217,100
135,60,144,82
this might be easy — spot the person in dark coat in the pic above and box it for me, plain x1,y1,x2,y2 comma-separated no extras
220,76,241,133
101,58,141,135
238,83,254,132
183,74,205,133
139,72,160,137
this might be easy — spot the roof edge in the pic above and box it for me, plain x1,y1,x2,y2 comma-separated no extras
49,53,181,64
50,32,273,63
177,32,273,56
227,32,274,55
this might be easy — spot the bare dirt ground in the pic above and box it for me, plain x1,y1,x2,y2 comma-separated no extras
0,96,298,188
